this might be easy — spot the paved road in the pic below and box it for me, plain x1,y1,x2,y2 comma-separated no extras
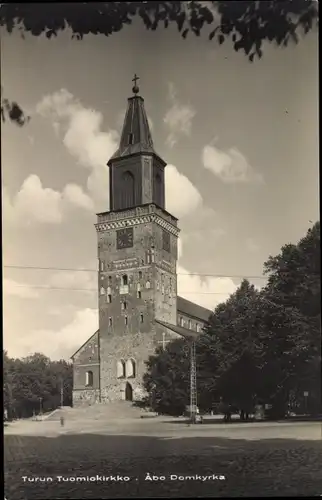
4,420,322,498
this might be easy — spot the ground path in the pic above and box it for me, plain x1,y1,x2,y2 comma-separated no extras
5,416,322,498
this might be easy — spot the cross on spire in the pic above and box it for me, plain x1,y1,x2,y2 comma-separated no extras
132,74,140,95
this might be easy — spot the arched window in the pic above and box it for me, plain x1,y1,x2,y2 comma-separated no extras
126,359,136,378
117,359,126,378
140,313,144,324
188,319,192,330
179,316,184,327
154,173,163,207
85,371,93,387
146,281,151,289
100,286,105,296
137,290,142,299
122,275,128,286
121,171,135,208
109,317,113,327
121,301,127,310
124,316,128,326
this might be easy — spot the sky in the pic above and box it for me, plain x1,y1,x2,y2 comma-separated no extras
1,14,319,360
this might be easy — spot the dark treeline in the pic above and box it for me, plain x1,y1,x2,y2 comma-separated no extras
3,352,73,420
144,222,321,418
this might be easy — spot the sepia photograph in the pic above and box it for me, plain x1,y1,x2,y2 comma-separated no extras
2,1,320,498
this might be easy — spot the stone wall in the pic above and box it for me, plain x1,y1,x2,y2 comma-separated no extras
73,389,101,407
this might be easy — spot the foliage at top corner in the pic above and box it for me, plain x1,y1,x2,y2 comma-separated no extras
0,1,318,62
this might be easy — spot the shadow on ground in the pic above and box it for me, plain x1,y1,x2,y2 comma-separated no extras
5,431,322,499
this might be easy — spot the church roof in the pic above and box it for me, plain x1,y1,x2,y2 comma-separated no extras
177,296,212,323
70,330,99,360
155,319,201,341
109,89,159,162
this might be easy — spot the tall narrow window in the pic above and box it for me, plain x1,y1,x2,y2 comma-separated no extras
117,359,126,378
128,133,134,145
188,319,192,330
109,317,113,327
179,316,184,327
108,276,112,284
85,371,93,387
140,313,144,324
121,301,127,310
121,171,135,209
107,294,112,303
125,316,128,326
122,275,128,286
138,271,142,279
137,290,142,299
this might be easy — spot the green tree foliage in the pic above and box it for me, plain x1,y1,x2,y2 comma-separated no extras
1,1,318,125
144,224,321,417
3,351,73,420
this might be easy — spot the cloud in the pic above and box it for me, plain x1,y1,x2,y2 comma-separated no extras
165,165,202,218
177,264,237,311
63,184,94,211
37,89,119,210
202,144,264,184
3,175,94,225
177,236,237,310
36,89,202,219
3,278,39,299
4,308,98,361
48,268,96,290
164,83,196,148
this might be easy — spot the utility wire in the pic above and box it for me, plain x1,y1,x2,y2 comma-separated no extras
4,284,237,295
3,264,268,280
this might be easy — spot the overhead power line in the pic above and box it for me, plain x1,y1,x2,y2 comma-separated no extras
4,284,238,295
3,264,268,280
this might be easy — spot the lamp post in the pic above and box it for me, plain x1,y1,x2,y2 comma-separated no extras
60,378,64,408
190,340,197,423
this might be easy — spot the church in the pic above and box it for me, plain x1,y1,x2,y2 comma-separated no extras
71,78,212,406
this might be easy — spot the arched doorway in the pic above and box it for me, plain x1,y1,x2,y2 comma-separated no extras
125,382,133,401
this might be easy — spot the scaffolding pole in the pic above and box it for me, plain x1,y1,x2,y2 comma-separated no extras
190,340,197,423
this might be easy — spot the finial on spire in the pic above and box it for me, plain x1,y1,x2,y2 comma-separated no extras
132,74,140,95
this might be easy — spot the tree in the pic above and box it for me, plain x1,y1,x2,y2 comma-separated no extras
143,223,321,418
143,341,190,416
3,351,73,419
1,1,318,125
262,222,321,414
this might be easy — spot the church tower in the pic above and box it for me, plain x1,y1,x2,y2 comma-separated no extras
95,77,180,402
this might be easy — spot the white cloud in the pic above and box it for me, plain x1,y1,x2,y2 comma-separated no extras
202,144,264,184
164,83,196,148
3,278,39,299
177,264,237,311
63,184,94,211
177,235,237,310
6,175,63,225
49,269,96,290
165,164,202,218
3,175,94,226
37,89,119,211
4,308,98,361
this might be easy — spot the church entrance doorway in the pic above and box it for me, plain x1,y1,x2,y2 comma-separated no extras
125,382,133,401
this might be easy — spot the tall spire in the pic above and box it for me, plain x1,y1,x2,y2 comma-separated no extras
109,75,157,161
